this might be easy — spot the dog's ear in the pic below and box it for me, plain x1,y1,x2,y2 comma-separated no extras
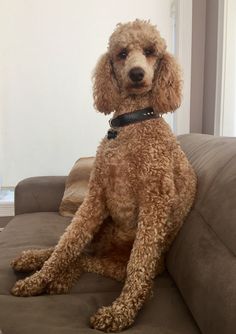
151,52,182,113
92,53,120,114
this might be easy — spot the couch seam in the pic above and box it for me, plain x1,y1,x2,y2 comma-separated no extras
181,139,214,160
194,208,236,258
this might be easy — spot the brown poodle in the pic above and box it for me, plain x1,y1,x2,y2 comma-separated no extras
11,20,197,332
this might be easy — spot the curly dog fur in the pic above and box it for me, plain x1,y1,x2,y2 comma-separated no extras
11,20,197,332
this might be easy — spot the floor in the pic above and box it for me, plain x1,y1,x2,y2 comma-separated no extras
0,188,14,230
0,188,15,218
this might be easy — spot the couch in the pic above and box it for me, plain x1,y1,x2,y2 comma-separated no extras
0,134,235,334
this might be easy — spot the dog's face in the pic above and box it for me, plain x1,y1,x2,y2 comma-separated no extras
108,21,166,96
93,20,182,115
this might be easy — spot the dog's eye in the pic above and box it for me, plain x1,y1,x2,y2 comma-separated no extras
118,49,128,60
144,48,155,57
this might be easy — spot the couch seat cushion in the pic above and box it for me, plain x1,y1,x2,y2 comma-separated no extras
0,212,200,334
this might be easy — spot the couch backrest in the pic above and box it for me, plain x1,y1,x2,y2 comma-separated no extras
167,134,236,334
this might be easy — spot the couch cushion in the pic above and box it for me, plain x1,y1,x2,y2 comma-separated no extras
59,157,95,218
0,212,200,334
167,134,236,334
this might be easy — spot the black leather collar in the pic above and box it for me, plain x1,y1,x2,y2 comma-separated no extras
109,107,160,128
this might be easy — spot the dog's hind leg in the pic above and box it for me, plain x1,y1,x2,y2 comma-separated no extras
81,255,126,282
46,254,126,295
11,247,54,272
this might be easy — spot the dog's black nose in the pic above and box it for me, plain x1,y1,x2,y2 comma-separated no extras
129,67,145,82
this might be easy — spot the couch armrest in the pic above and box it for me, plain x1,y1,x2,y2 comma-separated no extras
167,134,236,334
15,176,66,215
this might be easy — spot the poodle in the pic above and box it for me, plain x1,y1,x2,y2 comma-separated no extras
11,20,197,332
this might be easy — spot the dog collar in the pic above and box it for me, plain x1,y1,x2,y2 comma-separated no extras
109,107,160,128
107,107,160,140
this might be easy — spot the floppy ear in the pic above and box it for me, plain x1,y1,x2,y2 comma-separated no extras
92,53,120,114
151,52,182,113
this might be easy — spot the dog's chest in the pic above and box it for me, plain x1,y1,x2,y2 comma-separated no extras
102,137,138,230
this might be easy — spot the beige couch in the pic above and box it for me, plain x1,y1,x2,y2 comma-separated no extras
0,134,235,334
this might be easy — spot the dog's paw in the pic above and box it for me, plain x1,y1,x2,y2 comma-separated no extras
11,250,42,272
90,304,134,332
11,272,47,297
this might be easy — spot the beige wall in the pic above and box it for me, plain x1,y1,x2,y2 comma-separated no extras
202,0,219,134
190,0,206,133
190,0,220,135
0,0,174,187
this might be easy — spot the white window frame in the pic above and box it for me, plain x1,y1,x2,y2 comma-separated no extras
214,0,227,136
214,0,236,136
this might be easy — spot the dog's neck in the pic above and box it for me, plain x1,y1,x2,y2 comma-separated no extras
114,93,151,117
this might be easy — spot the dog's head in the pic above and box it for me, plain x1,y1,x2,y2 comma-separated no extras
93,19,182,114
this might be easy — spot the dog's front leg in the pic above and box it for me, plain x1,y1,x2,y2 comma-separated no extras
91,194,173,332
11,172,107,297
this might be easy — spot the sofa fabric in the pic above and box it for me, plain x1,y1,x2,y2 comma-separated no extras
15,176,66,215
1,133,235,334
167,134,236,334
0,213,200,334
